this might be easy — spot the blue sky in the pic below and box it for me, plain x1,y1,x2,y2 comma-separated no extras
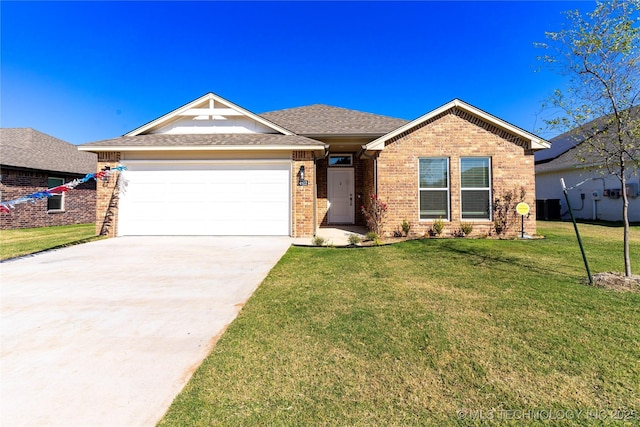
1,1,593,145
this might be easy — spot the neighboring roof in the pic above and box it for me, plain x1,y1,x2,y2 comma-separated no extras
534,132,582,164
260,104,409,136
0,128,96,175
126,92,294,136
535,105,639,165
536,135,638,174
364,99,550,152
78,133,327,152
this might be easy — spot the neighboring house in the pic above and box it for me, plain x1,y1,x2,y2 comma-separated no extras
78,93,549,238
0,128,97,230
535,119,640,223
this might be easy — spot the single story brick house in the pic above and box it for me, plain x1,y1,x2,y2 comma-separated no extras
0,128,97,230
78,93,549,238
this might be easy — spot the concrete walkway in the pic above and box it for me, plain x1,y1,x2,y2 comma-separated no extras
292,226,368,246
0,236,291,427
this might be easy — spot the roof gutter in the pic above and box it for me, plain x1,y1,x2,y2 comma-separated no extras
78,145,327,152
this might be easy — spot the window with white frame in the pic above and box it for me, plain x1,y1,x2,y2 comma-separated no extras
419,158,449,220
47,177,64,211
460,157,491,220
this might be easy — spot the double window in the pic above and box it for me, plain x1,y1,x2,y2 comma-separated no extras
47,177,64,211
418,157,491,220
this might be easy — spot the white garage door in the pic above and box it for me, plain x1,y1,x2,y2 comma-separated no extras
118,161,291,236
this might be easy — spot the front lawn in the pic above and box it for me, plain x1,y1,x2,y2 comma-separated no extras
160,222,640,426
0,223,100,260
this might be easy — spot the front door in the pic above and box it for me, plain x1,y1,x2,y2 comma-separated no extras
327,168,355,223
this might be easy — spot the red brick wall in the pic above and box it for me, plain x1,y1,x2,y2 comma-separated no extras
0,167,96,230
376,108,537,237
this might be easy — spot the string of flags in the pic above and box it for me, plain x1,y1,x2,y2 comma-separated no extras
0,165,127,213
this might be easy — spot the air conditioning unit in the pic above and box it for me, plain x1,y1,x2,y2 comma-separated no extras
608,189,621,199
591,190,601,201
626,182,639,198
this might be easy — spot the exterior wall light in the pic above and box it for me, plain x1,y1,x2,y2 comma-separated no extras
298,165,308,186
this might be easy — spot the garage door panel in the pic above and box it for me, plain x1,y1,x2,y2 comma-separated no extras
119,162,290,236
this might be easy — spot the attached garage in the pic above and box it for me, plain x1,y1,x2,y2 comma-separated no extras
118,160,291,236
79,92,327,238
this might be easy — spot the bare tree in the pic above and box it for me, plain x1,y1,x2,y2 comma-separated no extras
537,0,640,277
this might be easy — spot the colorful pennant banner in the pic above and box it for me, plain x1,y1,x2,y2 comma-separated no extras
0,165,127,213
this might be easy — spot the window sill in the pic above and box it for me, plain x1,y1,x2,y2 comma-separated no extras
47,210,66,214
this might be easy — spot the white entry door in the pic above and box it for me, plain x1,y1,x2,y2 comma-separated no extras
327,168,355,224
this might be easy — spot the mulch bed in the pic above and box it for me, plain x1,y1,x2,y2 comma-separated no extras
587,272,640,292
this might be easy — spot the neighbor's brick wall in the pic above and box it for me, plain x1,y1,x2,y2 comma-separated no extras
0,167,96,230
376,108,537,238
95,152,121,237
292,151,315,238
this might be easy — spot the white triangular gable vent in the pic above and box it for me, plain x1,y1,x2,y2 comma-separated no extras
126,93,293,136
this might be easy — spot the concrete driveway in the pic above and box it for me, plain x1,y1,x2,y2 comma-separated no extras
0,236,291,427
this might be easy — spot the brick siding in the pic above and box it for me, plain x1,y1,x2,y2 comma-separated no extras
373,108,537,238
95,152,122,237
0,167,96,230
292,151,315,237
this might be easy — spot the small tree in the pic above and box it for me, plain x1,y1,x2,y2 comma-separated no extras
493,187,526,237
536,0,639,276
360,194,388,236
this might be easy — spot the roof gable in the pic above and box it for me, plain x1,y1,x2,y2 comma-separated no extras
364,99,550,152
0,128,96,175
127,92,293,136
260,104,408,136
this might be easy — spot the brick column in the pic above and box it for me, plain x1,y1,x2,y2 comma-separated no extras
292,151,315,238
96,152,121,237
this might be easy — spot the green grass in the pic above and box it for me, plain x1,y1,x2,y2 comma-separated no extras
160,221,640,426
0,223,100,260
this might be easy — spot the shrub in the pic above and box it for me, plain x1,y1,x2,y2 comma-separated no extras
365,231,378,241
312,236,327,246
347,234,362,245
360,195,388,236
460,222,473,236
431,217,445,236
401,220,411,236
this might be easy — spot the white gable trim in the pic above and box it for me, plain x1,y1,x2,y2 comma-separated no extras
126,93,294,136
364,99,550,152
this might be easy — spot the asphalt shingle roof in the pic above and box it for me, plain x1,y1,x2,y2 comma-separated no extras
80,133,325,148
535,106,639,173
260,104,409,136
1,128,97,175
